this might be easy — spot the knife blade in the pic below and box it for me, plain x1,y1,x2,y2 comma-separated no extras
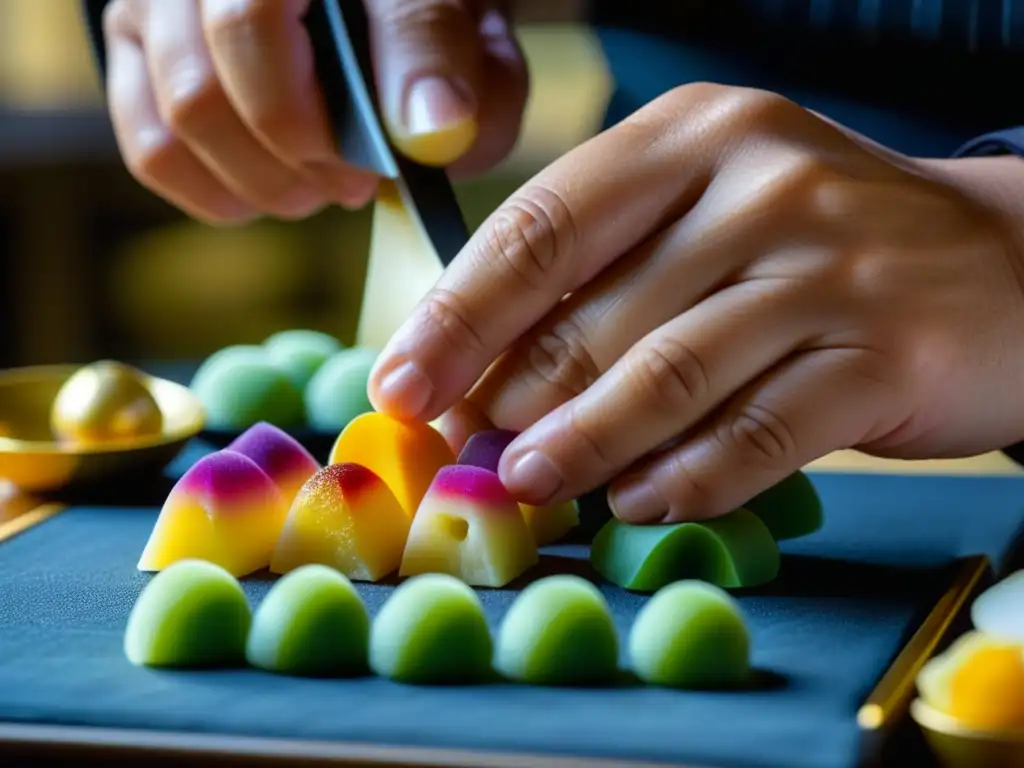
306,0,471,268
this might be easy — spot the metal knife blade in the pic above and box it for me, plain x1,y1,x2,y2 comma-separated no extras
309,0,470,268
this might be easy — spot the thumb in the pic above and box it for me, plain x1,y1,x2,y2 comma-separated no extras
365,0,494,167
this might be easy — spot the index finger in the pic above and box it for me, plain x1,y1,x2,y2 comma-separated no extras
368,84,748,421
199,0,344,167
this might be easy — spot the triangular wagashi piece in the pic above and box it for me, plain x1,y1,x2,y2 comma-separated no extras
329,412,455,518
138,451,288,577
270,463,411,582
520,500,580,546
589,508,780,592
226,422,320,507
400,465,538,587
457,429,580,545
356,180,445,350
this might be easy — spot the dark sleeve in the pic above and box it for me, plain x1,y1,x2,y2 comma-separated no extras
952,128,1024,467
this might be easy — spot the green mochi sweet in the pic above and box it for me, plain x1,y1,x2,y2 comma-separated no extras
303,348,379,432
369,574,492,685
589,507,780,592
744,471,823,541
191,345,304,430
494,575,618,686
246,565,369,677
263,330,344,391
124,559,252,668
629,580,751,689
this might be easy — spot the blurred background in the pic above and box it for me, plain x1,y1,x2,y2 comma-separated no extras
0,0,610,368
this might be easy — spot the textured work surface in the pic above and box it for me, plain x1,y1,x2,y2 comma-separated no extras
3,461,1024,768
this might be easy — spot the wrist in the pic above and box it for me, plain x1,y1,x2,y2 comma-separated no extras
922,155,1024,460
922,155,1024,285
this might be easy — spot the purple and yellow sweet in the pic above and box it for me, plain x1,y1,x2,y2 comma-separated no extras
138,450,288,577
226,422,320,507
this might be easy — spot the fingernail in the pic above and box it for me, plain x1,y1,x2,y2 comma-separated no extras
609,477,666,523
404,76,473,136
504,450,562,504
395,77,477,167
372,360,434,420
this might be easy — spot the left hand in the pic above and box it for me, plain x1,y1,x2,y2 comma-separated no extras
367,83,1024,524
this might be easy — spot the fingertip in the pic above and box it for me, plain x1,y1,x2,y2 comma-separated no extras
368,358,435,421
388,76,478,167
499,448,564,506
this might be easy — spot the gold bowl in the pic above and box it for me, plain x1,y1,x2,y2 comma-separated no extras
911,698,1024,767
0,365,205,493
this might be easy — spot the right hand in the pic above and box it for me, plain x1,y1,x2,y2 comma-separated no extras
102,0,529,224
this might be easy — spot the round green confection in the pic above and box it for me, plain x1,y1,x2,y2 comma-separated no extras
246,565,369,677
191,345,303,430
369,574,492,684
303,347,379,432
629,580,750,689
124,559,252,668
263,330,344,391
494,575,618,686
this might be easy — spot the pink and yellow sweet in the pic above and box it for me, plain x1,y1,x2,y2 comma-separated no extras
400,465,538,588
226,422,320,507
138,451,288,578
270,463,411,582
329,412,455,517
457,428,580,545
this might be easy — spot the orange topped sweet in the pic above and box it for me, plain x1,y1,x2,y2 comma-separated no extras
328,413,455,517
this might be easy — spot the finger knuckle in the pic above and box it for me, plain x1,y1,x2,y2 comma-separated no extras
629,338,708,413
417,288,486,355
162,74,224,136
373,0,468,33
102,0,134,40
526,318,600,398
661,83,796,139
735,88,801,133
125,128,181,186
204,0,279,40
718,403,797,468
485,187,578,291
657,452,722,518
566,406,617,473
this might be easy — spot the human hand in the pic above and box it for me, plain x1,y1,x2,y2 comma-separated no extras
101,0,528,223
367,83,1024,524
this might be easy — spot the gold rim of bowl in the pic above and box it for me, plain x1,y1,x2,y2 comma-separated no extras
0,364,205,455
911,697,1024,742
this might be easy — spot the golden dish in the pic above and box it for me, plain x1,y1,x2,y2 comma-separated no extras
912,697,1024,767
0,365,204,493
